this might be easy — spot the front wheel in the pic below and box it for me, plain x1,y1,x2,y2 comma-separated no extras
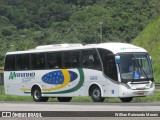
32,87,49,102
91,87,105,102
57,97,72,102
120,97,133,102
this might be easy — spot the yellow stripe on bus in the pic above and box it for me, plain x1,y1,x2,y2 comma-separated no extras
20,88,31,91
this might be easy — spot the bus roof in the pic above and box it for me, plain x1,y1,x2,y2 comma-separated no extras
6,42,147,55
96,43,147,54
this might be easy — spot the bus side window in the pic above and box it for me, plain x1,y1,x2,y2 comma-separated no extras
98,48,118,81
31,53,46,70
63,52,71,68
5,55,15,71
63,51,80,68
70,51,80,68
16,55,23,70
37,54,45,69
81,49,101,70
22,54,30,70
31,54,37,70
47,52,62,69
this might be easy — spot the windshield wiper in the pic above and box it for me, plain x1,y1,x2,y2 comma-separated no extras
138,62,149,81
131,54,140,82
132,54,149,82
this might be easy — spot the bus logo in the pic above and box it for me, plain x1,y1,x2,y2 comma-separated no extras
9,72,16,80
9,72,35,80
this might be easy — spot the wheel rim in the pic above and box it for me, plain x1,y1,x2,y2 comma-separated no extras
93,88,101,99
34,89,41,100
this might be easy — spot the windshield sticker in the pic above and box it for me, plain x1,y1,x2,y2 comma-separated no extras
134,72,140,79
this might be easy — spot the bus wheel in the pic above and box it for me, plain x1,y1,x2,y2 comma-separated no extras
32,87,48,102
120,97,133,102
57,97,72,102
91,87,105,102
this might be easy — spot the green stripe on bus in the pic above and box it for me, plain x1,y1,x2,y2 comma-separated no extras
24,92,31,94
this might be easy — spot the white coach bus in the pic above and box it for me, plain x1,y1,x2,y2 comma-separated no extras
4,43,155,102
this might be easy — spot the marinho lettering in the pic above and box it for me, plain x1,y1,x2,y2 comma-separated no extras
9,72,35,80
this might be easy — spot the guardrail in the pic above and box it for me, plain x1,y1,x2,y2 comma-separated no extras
155,83,160,86
155,83,160,89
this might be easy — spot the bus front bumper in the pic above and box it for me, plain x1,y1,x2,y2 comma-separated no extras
118,83,155,98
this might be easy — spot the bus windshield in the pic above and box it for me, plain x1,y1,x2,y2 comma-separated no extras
119,53,154,83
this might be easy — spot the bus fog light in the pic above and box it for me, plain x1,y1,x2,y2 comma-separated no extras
145,84,150,88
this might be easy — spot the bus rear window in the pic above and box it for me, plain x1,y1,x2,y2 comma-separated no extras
5,55,15,71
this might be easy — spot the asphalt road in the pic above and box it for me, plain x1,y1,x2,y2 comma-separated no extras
0,102,160,111
0,102,160,120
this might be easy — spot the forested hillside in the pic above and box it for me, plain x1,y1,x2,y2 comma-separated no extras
133,16,160,82
0,0,160,65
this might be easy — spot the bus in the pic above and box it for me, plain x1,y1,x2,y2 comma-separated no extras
4,43,155,102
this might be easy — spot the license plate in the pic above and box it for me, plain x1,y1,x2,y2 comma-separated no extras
137,91,144,94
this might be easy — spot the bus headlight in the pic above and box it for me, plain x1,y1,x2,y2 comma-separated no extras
120,83,131,89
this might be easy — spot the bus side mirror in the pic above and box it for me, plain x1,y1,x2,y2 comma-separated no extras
149,56,152,63
115,55,120,64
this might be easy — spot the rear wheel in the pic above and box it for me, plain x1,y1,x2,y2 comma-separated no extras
32,87,48,102
57,97,72,102
91,86,105,102
120,97,133,102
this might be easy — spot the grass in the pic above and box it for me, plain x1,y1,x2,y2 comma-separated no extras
0,85,160,102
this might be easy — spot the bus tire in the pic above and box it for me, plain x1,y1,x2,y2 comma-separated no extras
91,86,105,102
57,97,72,102
32,87,49,102
120,97,133,102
